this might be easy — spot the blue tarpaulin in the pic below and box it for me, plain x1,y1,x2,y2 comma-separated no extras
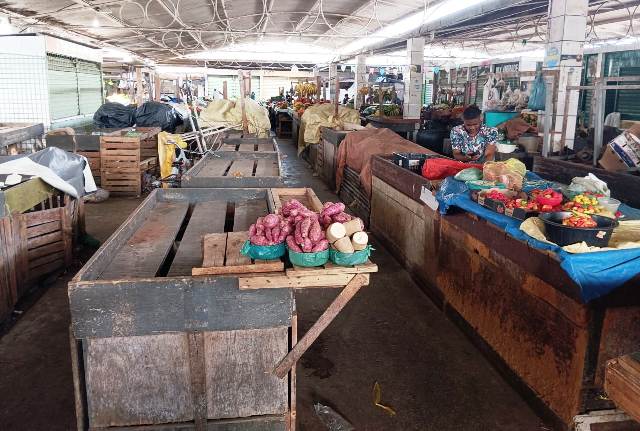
436,173,640,302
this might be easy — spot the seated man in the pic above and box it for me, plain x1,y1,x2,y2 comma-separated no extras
450,105,498,162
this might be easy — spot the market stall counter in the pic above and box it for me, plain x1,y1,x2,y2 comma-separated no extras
366,115,421,141
370,155,640,430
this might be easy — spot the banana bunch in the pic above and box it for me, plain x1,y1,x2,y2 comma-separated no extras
295,82,318,98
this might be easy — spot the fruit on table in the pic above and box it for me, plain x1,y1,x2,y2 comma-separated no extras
562,214,598,228
485,190,511,203
562,193,605,215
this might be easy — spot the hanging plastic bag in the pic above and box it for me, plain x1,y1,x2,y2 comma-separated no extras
566,173,611,198
527,73,546,111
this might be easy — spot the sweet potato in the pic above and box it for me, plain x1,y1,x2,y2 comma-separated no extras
311,239,329,252
272,226,281,243
249,224,257,236
294,222,303,245
333,212,352,223
286,235,302,252
302,237,313,252
321,202,345,217
250,235,269,246
264,214,279,229
278,229,288,242
300,217,312,238
309,219,322,242
265,227,273,242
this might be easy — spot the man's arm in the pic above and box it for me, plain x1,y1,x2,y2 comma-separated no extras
484,144,497,161
453,149,474,162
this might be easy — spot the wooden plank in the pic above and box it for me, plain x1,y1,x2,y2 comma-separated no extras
273,274,369,378
68,328,85,431
188,331,207,431
290,314,297,431
226,159,255,178
192,261,284,277
232,200,268,232
258,143,275,152
85,333,194,428
205,328,289,419
255,159,279,177
225,232,250,266
99,201,189,279
69,277,294,338
198,158,233,177
202,233,228,268
285,261,378,276
25,207,63,226
27,230,62,249
26,220,60,239
605,354,640,423
100,415,287,430
168,201,227,276
239,273,368,290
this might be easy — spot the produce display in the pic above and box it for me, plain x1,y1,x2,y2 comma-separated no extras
562,193,605,215
294,82,318,99
245,199,370,266
562,214,598,228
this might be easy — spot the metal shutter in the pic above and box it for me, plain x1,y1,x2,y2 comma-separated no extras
207,75,238,99
615,66,640,121
262,77,291,99
47,55,79,120
76,60,103,115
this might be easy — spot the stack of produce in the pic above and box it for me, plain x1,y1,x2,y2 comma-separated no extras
244,199,372,266
295,82,318,99
561,193,605,215
326,218,368,253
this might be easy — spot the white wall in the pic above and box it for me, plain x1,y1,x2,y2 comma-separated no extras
0,35,50,126
45,35,102,63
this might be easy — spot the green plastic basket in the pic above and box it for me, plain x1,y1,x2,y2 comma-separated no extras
287,248,329,267
329,245,373,266
241,240,286,260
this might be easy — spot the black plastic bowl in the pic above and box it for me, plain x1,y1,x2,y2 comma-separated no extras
539,211,619,247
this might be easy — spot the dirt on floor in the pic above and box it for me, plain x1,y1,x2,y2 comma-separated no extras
0,139,550,430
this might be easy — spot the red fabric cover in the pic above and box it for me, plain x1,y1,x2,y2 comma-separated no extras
421,158,483,180
335,127,436,196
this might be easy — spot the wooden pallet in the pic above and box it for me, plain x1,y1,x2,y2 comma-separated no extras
218,137,277,153
269,187,323,213
105,127,161,160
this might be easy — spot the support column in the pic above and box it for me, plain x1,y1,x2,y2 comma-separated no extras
355,55,367,110
543,0,588,151
328,63,338,103
403,38,424,120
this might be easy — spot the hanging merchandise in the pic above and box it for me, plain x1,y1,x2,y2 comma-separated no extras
481,75,493,110
527,73,546,111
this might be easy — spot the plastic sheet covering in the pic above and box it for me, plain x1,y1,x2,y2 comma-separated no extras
135,101,183,132
93,102,136,129
300,104,360,153
199,98,271,138
157,132,188,180
0,147,97,198
436,174,640,302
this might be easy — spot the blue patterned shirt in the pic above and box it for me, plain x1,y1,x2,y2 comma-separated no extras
450,125,498,157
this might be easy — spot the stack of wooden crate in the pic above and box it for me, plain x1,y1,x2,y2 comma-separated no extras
99,127,160,197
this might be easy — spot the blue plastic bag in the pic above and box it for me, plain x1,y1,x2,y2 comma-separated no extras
527,73,546,111
241,240,286,260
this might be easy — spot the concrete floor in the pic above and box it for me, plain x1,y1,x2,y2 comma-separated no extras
0,138,550,430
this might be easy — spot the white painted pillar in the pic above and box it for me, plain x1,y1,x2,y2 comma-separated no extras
328,63,338,103
543,0,588,150
355,55,367,110
403,37,424,119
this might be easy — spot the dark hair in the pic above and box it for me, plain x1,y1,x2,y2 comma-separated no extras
462,105,482,120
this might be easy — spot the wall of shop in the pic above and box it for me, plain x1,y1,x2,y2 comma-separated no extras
0,35,50,126
204,69,314,101
0,33,103,129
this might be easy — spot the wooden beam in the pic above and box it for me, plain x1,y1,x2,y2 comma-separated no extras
135,66,144,105
222,81,228,100
334,74,340,117
153,73,161,101
316,75,322,100
272,274,369,378
238,70,249,135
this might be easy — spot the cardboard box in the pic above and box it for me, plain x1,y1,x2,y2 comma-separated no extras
470,188,533,220
599,131,640,172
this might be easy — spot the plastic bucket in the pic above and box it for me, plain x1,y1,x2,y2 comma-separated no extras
241,241,286,260
329,245,373,266
288,248,329,267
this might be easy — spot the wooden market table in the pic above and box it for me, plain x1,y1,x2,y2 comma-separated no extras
369,155,640,430
68,187,376,431
0,122,44,155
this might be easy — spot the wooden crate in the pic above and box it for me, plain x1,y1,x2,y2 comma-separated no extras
69,187,374,431
0,192,77,322
277,113,292,138
100,137,149,196
105,127,161,160
182,151,283,188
